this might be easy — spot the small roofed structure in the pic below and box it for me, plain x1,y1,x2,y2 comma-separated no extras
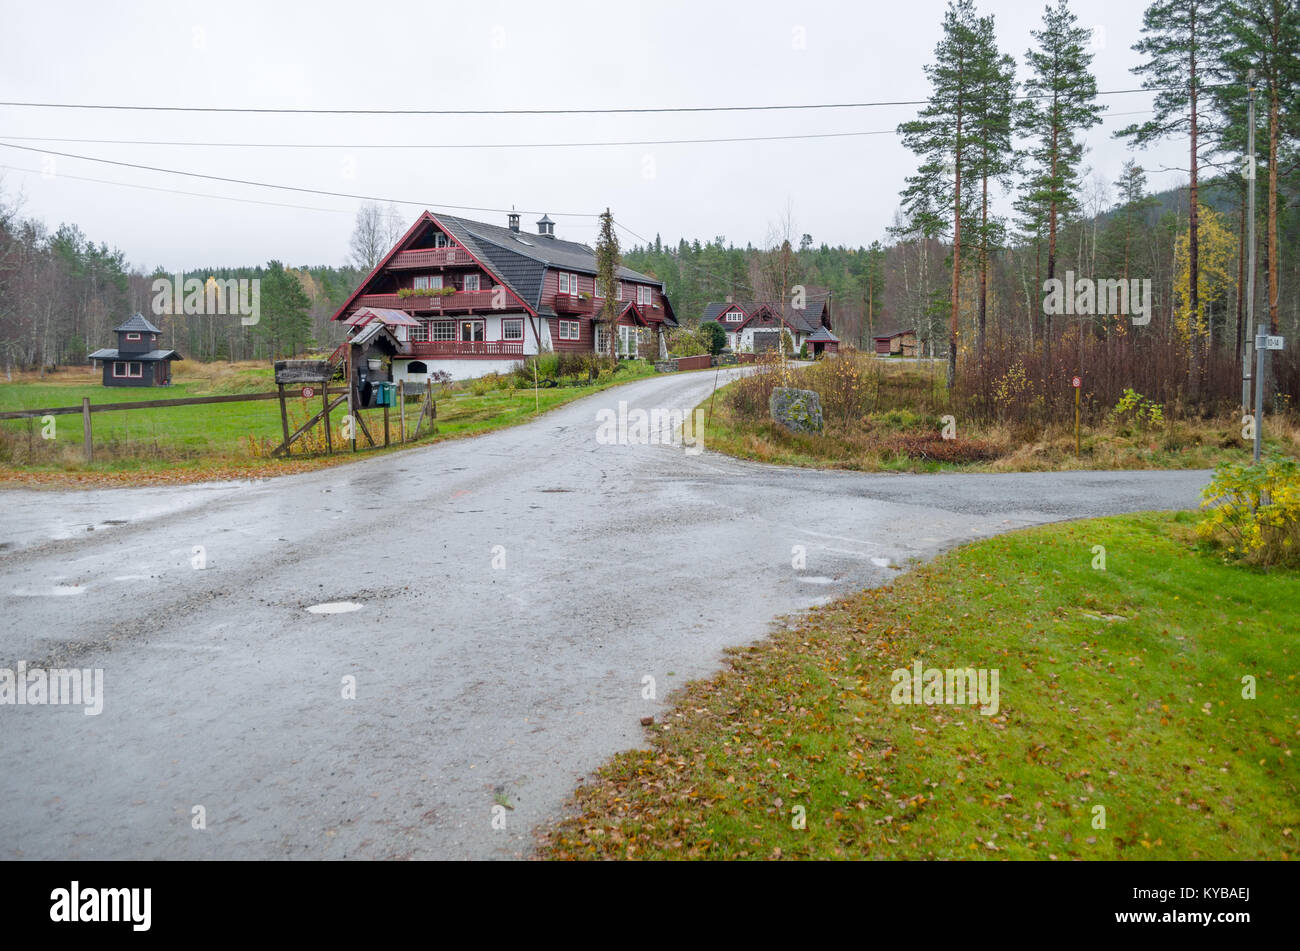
805,326,839,357
89,313,182,386
872,328,918,357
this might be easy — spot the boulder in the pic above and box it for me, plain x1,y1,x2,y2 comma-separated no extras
769,387,824,434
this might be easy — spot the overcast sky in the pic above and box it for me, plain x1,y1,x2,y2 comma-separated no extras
0,0,1194,272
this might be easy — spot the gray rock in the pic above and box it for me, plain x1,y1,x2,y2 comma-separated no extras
769,386,824,434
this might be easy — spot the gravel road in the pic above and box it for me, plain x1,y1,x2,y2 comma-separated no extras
0,368,1211,859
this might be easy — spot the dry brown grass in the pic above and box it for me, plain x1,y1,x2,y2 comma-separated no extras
703,354,1299,473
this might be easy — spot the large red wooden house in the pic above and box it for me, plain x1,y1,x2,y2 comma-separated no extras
331,210,677,382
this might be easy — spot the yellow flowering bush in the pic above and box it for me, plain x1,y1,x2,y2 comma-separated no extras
1198,456,1300,567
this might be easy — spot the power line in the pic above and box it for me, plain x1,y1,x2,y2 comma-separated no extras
0,130,897,150
0,163,351,214
0,111,1155,151
0,86,1227,116
0,141,599,217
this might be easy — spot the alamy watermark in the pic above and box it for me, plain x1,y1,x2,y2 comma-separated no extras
0,662,104,715
1043,270,1151,326
890,661,999,716
152,272,260,325
595,400,706,455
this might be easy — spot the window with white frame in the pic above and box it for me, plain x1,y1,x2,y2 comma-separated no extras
125,332,141,341
618,324,639,358
593,277,604,298
432,321,454,341
463,274,480,292
502,318,524,341
617,282,624,301
413,274,443,290
725,309,744,322
558,272,582,295
558,319,580,340
112,361,127,377
637,285,652,306
410,321,429,342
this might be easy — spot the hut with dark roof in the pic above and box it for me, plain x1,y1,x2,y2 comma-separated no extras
89,314,182,387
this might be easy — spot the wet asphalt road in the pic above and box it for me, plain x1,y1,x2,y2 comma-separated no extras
0,368,1211,859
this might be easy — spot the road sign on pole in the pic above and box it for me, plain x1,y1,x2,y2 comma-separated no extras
1255,335,1285,351
1072,377,1081,456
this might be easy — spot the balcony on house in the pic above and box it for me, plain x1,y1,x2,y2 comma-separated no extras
387,247,475,268
553,292,592,315
355,289,498,313
405,339,524,358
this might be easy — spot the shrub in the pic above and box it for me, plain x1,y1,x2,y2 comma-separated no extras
728,350,798,418
878,434,1001,463
799,343,809,359
806,352,872,423
1198,455,1300,567
668,329,708,357
1112,388,1165,429
698,322,727,356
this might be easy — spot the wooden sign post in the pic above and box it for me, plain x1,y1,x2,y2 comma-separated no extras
1072,376,1082,456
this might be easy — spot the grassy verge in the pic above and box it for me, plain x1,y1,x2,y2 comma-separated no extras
700,358,1300,473
539,512,1299,860
0,360,657,487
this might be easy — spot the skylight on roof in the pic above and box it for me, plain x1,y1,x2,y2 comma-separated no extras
513,236,535,246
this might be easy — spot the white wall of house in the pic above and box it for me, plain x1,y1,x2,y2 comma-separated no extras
392,358,524,382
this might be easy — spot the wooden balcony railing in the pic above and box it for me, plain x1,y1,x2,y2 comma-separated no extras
405,340,525,358
355,290,498,312
553,292,593,315
388,247,474,268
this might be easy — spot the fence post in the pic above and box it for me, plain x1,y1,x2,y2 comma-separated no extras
278,384,291,457
81,397,92,463
322,383,333,454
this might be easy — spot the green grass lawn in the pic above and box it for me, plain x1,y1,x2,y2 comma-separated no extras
0,360,658,483
541,512,1299,860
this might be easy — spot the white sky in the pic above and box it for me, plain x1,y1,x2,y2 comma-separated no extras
0,0,1194,271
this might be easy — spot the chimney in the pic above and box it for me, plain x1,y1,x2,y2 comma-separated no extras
536,214,555,239
507,210,520,233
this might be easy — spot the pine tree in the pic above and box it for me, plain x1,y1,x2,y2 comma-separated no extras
897,0,983,388
965,12,1018,358
1019,0,1105,371
1215,0,1300,335
1116,0,1221,394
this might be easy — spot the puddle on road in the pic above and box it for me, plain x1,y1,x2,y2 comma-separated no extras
306,601,364,615
14,585,87,596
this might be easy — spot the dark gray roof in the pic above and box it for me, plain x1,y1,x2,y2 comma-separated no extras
114,313,162,334
89,348,181,361
807,326,839,342
705,292,831,334
872,327,916,339
433,212,665,317
703,302,740,322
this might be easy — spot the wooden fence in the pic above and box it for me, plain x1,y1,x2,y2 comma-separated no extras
0,383,435,464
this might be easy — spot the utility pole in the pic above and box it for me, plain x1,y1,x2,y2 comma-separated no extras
1243,70,1257,413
